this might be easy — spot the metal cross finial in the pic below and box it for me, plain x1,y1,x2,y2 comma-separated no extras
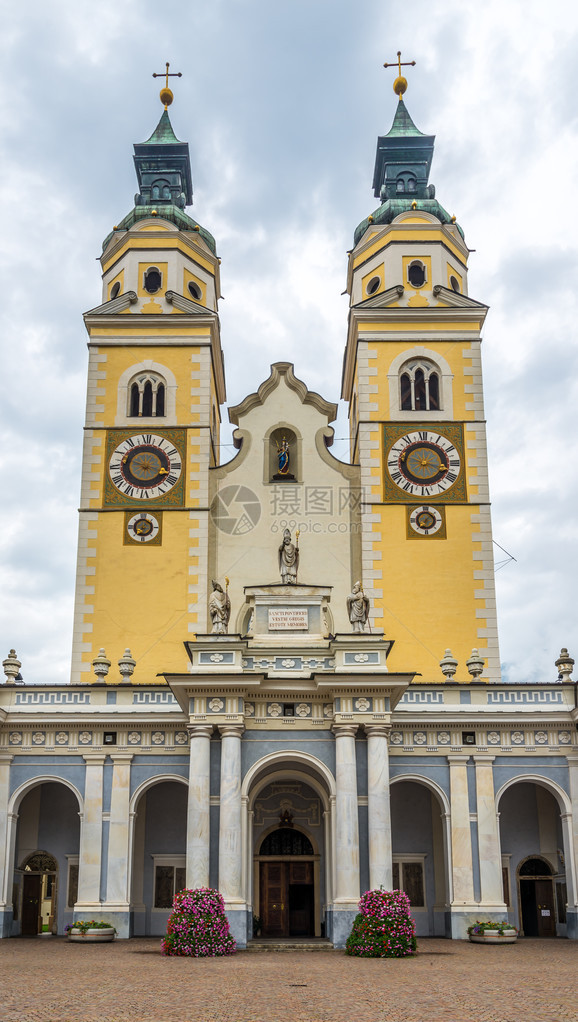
152,63,182,109
152,62,182,88
383,51,416,100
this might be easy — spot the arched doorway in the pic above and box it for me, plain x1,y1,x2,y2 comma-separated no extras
19,851,58,936
130,777,188,936
245,757,333,939
518,857,556,937
257,826,316,937
11,780,81,936
390,777,450,937
498,779,568,937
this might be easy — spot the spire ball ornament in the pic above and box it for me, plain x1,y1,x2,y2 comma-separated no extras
393,75,408,97
159,86,174,108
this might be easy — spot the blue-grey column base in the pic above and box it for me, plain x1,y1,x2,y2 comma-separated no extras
566,909,578,939
0,907,13,939
73,910,132,939
326,907,357,948
225,907,249,949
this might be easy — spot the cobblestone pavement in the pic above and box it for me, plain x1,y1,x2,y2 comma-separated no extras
0,937,576,1022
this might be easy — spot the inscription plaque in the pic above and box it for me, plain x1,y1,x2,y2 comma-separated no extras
268,608,308,631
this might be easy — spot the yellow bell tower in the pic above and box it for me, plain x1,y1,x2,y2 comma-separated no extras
342,57,500,683
71,74,225,683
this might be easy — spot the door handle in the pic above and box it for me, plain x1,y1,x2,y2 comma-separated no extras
272,903,285,910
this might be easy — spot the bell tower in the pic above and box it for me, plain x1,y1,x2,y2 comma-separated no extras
343,58,500,683
71,75,225,683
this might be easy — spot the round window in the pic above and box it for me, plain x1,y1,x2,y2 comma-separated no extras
188,281,202,301
144,268,161,294
366,275,381,296
450,275,460,292
110,281,121,300
408,262,426,288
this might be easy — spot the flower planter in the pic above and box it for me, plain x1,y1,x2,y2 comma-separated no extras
469,929,517,944
68,927,116,943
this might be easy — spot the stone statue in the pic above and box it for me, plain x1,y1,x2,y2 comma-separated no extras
278,528,299,584
209,579,231,634
346,581,370,632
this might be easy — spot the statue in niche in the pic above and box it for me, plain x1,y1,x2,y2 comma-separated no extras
276,435,290,476
209,578,231,634
278,528,299,584
346,581,370,632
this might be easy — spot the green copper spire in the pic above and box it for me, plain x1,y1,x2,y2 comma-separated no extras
354,94,462,246
102,94,216,254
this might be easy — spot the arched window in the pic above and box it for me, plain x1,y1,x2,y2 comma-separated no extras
259,828,313,856
399,360,441,412
407,260,426,288
142,381,153,417
144,267,162,294
127,373,167,417
130,383,140,417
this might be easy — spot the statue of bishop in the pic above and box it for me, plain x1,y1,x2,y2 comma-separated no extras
278,528,299,584
346,581,370,633
209,579,231,634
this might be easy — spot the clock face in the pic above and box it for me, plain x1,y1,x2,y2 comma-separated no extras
109,433,182,500
387,430,461,498
126,512,160,543
409,505,443,537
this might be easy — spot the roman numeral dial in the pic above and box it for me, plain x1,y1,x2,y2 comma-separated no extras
386,430,461,497
108,433,182,500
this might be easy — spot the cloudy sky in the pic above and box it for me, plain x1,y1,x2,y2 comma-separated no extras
1,0,577,685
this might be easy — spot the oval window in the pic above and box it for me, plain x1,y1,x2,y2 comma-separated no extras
450,275,460,292
366,276,381,296
188,281,202,301
110,281,121,300
144,268,162,294
408,262,426,288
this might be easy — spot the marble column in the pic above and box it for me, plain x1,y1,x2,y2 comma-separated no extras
333,725,360,903
565,754,578,938
447,754,475,907
186,725,213,890
76,754,105,910
218,725,244,903
0,755,13,936
473,755,505,907
104,752,133,934
366,725,392,891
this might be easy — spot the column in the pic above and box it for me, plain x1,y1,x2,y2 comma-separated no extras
333,725,360,903
473,754,505,907
565,754,578,938
218,725,244,903
186,725,213,889
76,754,105,910
447,754,474,906
0,755,13,936
104,752,133,934
366,725,392,890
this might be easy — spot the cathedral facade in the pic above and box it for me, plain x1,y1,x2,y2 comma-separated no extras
0,72,577,947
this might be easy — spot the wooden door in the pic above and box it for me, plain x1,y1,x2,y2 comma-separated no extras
22,875,41,936
535,879,556,937
260,863,288,937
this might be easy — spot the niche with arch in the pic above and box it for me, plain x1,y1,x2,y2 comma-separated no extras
267,426,299,482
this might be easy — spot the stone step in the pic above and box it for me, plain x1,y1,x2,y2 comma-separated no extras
245,939,336,953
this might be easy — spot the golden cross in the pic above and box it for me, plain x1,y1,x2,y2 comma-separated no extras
383,51,416,99
152,62,182,88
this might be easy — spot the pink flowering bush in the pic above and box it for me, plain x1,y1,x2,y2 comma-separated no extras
161,888,236,957
345,888,417,958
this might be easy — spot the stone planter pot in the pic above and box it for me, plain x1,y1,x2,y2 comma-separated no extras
68,927,116,943
469,930,517,944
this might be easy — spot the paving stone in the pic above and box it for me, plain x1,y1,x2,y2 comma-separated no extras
0,937,575,1022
